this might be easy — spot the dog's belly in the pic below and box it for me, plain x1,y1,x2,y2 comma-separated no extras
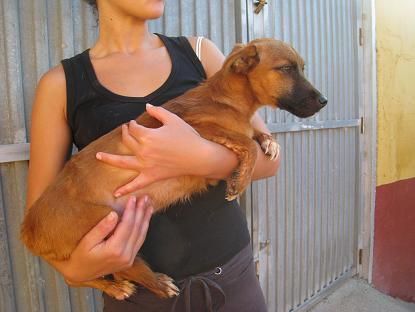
110,176,212,214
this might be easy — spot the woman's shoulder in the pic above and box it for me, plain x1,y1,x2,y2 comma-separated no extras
186,36,220,55
37,64,66,100
39,63,66,87
37,48,88,114
34,64,67,118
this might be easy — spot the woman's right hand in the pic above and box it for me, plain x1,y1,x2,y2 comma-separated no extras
49,195,153,283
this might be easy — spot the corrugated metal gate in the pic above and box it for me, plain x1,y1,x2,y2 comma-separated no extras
0,1,362,311
244,1,362,311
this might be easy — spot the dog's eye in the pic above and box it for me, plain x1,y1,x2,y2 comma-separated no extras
274,65,294,73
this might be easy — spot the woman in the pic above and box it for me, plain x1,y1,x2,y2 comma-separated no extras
26,0,280,311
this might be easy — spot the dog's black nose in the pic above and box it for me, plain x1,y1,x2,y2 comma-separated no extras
318,95,328,106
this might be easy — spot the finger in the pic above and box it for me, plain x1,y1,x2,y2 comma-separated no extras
145,103,177,125
107,196,137,246
114,174,158,197
146,104,200,137
133,200,153,253
81,211,118,250
127,120,152,141
121,124,142,154
96,152,139,170
124,196,150,255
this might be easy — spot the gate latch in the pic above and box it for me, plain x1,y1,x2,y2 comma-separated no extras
254,0,268,14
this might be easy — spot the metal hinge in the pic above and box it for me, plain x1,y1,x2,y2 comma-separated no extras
255,240,271,279
259,239,270,251
358,249,363,265
255,259,259,279
360,116,365,134
359,27,364,46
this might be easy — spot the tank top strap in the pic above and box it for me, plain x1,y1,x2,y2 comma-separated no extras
195,36,204,61
61,54,86,136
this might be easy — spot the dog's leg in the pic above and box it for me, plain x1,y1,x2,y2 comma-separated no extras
66,277,136,300
198,128,258,200
113,257,179,298
253,130,280,161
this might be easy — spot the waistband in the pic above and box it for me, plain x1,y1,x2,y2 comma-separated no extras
171,242,253,312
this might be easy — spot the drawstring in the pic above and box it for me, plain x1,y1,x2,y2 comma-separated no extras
170,274,226,312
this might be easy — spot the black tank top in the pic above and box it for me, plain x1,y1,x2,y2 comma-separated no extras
61,34,250,279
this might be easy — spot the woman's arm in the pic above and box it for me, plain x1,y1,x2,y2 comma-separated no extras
27,66,152,283
97,38,280,196
26,66,73,208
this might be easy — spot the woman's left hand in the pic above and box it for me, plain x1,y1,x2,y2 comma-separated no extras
96,103,235,197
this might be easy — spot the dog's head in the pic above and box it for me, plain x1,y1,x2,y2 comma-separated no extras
224,39,327,118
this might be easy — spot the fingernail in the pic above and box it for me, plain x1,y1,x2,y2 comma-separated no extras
107,212,117,221
131,196,136,204
144,196,149,204
146,103,154,108
96,153,102,160
114,192,121,198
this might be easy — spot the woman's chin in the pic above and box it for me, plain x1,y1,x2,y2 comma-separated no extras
147,12,164,20
120,0,165,20
144,1,165,19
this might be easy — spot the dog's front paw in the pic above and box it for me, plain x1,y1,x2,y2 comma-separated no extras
154,273,180,298
225,192,239,201
225,174,241,201
260,136,280,161
225,184,240,200
106,280,136,300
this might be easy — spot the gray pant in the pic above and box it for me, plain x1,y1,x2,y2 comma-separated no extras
103,244,267,312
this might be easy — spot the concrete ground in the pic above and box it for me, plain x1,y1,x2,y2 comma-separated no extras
311,277,415,312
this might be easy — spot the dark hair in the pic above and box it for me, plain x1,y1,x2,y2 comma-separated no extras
83,0,97,9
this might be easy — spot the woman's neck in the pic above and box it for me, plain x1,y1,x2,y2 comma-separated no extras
91,8,158,57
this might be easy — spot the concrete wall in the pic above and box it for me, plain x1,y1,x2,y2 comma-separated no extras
373,0,415,302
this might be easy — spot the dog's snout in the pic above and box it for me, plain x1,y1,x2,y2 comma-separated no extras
318,95,328,107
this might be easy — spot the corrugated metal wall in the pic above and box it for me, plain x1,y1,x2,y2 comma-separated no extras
0,0,362,311
0,1,241,311
245,1,361,311
1,1,102,311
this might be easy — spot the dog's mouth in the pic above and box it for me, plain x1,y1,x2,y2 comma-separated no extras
277,95,327,118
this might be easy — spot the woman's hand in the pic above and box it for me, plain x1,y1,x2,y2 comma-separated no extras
97,103,239,197
50,196,153,283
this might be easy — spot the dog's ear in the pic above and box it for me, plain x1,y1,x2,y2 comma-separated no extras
230,45,259,74
229,43,245,54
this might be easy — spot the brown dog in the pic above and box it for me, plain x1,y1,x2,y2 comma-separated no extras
21,38,327,299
